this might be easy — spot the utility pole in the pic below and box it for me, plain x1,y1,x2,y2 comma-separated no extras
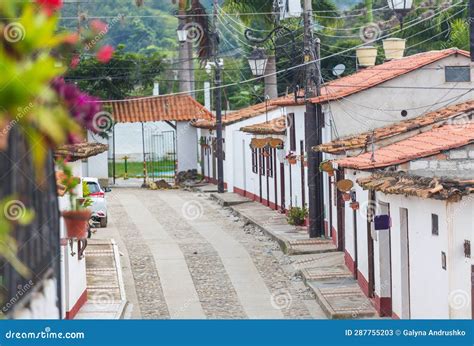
303,0,324,238
213,0,224,193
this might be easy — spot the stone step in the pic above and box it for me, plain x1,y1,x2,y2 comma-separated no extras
300,265,353,282
306,279,377,319
210,192,252,207
286,240,338,255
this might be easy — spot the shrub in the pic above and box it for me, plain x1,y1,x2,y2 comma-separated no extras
287,206,308,226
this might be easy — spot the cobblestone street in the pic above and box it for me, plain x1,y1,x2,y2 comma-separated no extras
95,188,326,319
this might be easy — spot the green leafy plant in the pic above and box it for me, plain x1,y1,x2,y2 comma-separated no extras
57,160,91,211
287,206,308,226
82,180,91,197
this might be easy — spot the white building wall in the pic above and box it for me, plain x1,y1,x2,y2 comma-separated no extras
365,192,473,319
446,196,474,319
176,121,198,172
58,160,87,319
227,108,283,207
86,132,109,185
342,169,371,279
328,55,473,138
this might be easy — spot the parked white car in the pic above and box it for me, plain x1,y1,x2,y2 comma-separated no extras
82,177,109,227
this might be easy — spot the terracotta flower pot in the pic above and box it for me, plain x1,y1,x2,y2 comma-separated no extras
288,157,297,164
62,209,91,239
350,202,360,210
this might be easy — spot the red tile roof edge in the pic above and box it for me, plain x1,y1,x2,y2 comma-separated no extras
315,99,474,154
105,94,213,123
271,49,470,107
336,123,474,170
191,101,280,129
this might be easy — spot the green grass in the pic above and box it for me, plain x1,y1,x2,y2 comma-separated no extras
109,160,176,178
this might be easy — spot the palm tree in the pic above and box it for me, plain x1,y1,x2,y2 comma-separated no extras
222,0,339,98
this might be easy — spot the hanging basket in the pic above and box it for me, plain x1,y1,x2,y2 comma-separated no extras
342,192,351,202
0,119,9,151
337,179,354,192
62,209,91,239
320,160,335,174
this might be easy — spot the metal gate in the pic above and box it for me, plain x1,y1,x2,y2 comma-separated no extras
109,123,177,185
144,128,177,184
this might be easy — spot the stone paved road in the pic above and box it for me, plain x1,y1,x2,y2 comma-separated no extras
95,188,326,319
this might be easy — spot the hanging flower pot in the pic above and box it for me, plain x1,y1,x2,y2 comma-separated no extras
320,160,335,175
62,209,91,239
350,201,360,210
342,193,351,202
288,157,297,164
0,119,9,151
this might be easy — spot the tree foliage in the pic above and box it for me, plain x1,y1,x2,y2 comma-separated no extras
65,46,165,100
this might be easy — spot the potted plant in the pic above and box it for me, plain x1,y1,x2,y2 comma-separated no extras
57,161,92,239
342,192,351,202
287,206,308,226
286,152,297,165
319,160,335,176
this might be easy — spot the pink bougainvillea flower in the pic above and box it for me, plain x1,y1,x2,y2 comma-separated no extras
70,55,80,69
89,20,109,34
96,45,114,63
36,0,63,16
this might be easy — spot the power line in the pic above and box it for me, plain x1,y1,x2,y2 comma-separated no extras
97,0,464,103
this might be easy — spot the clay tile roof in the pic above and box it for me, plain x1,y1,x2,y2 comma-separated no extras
55,142,109,162
357,171,474,201
315,99,474,154
240,116,287,135
336,122,474,170
192,100,281,129
105,94,213,123
272,49,470,106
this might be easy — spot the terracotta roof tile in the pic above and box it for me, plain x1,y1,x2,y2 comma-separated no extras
240,116,287,135
357,172,474,201
273,49,470,106
55,142,109,162
336,122,474,170
192,100,282,129
105,94,213,123
315,99,474,154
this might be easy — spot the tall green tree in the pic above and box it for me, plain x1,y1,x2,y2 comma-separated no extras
65,46,165,99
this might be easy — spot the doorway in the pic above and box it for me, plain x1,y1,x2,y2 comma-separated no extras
400,207,411,319
378,201,392,316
